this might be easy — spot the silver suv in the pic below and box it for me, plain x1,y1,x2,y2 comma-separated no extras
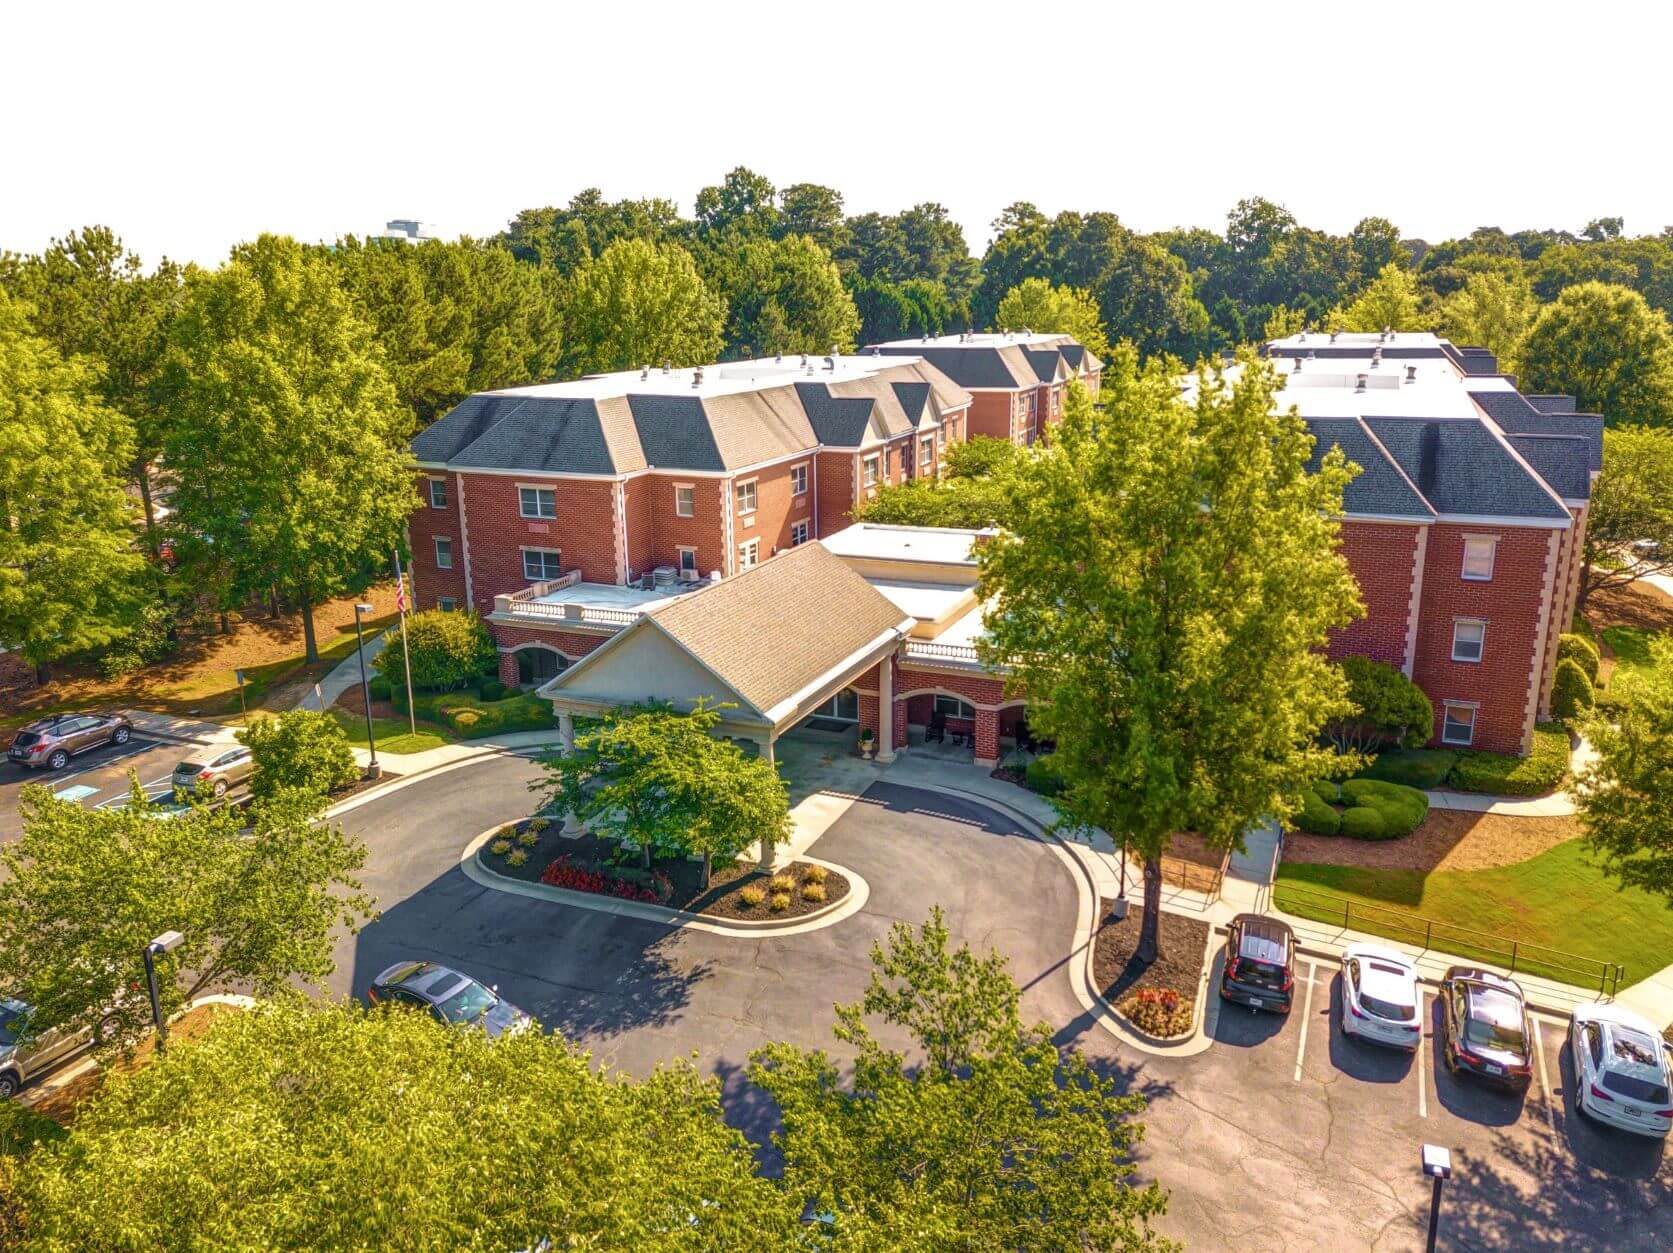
0,998,119,1098
172,746,255,799
7,713,133,771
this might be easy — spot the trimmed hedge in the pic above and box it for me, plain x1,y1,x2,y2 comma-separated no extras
366,675,393,702
1356,748,1457,790
1446,722,1570,797
1025,753,1065,796
1556,633,1600,684
1550,658,1595,722
1292,778,1428,840
396,688,556,739
374,610,496,692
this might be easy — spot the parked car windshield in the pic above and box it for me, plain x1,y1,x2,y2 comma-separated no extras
435,981,498,1025
0,1004,26,1047
1463,1013,1526,1054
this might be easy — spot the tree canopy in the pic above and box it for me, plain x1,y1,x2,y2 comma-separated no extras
1517,281,1673,426
560,237,725,375
1575,636,1673,899
995,277,1110,358
1330,262,1425,333
978,367,1361,960
720,233,860,357
1579,425,1673,603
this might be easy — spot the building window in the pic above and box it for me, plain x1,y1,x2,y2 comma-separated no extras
1051,389,1061,417
738,538,759,570
813,689,858,721
522,548,563,582
919,436,935,471
1441,703,1477,746
735,479,757,515
790,519,809,546
515,647,568,688
433,536,453,569
427,477,448,509
1462,536,1497,581
790,462,809,496
933,694,977,719
863,454,880,487
675,484,695,517
677,546,698,574
1451,618,1486,663
519,486,556,519
437,596,457,613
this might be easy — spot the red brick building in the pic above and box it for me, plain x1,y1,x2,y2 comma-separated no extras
869,332,1102,445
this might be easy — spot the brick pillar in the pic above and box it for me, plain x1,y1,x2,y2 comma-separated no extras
973,708,1000,768
892,698,908,750
858,693,881,755
498,649,519,687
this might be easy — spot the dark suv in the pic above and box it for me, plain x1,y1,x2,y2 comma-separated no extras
1438,967,1533,1091
7,713,133,771
1220,914,1296,1013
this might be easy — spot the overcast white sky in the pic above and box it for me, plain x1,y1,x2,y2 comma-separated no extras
3,1,1666,268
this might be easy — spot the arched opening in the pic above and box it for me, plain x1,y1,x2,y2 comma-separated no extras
515,646,569,688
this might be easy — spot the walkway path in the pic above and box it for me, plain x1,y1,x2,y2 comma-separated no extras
298,633,387,712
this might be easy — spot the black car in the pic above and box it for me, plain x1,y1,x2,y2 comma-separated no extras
1220,914,1296,1013
367,961,533,1039
7,713,133,771
1438,967,1533,1091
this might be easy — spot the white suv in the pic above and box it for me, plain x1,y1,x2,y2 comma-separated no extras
1340,944,1422,1052
1572,1005,1673,1138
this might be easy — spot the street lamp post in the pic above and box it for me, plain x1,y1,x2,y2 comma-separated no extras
143,930,184,1052
352,602,380,780
1421,1143,1452,1252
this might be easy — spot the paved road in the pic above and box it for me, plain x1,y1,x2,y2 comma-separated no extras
322,758,1673,1249
0,737,187,842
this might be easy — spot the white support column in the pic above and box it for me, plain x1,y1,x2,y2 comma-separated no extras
756,735,788,871
558,711,582,835
876,659,896,763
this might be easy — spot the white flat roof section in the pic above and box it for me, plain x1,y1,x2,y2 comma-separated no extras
864,578,973,621
872,331,1073,349
932,601,991,648
528,581,688,611
819,522,990,567
1185,356,1518,421
481,355,933,402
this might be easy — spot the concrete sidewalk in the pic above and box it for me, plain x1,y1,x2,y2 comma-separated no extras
297,632,388,712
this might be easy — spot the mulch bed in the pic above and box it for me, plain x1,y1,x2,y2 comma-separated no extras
479,822,848,920
1283,810,1579,874
1092,901,1211,1004
328,768,403,804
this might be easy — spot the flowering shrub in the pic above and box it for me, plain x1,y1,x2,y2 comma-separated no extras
1117,986,1193,1038
739,886,766,907
539,856,661,903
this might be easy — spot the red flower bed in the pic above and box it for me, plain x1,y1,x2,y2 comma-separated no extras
539,856,667,903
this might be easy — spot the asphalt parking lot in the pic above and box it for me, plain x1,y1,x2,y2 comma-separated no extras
0,736,189,842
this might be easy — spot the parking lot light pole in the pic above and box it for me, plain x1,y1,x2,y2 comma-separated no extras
353,602,380,780
1421,1143,1452,1252
144,930,184,1052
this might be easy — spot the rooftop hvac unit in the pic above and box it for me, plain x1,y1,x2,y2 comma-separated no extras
677,568,700,583
652,566,678,589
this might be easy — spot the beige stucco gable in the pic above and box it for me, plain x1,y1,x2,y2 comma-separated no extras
537,620,770,728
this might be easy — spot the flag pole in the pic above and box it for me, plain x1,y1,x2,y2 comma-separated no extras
393,550,416,735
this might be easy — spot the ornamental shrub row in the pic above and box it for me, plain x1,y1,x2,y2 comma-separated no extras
1292,778,1428,840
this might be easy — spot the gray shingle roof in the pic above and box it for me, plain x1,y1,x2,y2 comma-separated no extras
795,384,875,447
1023,348,1066,385
890,381,932,428
414,395,626,475
1469,390,1603,473
1526,394,1577,414
1458,348,1500,376
871,344,1037,389
1507,434,1592,502
1306,417,1435,520
1362,416,1570,521
627,395,726,472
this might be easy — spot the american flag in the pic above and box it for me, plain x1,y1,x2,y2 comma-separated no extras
395,573,408,614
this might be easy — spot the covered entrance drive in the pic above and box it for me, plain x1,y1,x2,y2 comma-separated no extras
537,544,913,767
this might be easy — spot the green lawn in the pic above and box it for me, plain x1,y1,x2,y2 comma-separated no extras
329,709,452,756
1276,839,1673,992
1602,624,1666,703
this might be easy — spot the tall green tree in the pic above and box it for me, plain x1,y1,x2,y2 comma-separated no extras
1095,238,1212,360
162,234,415,660
979,366,1361,960
1517,282,1673,426
1437,269,1537,363
995,277,1110,357
776,182,850,256
1574,636,1673,899
723,234,860,357
500,188,683,273
560,238,724,375
3,227,183,539
328,235,563,424
0,782,371,1054
10,999,791,1247
750,908,1172,1250
1579,425,1673,605
1330,261,1426,332
0,287,146,683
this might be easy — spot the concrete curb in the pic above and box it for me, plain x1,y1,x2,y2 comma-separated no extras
321,743,545,820
459,824,871,938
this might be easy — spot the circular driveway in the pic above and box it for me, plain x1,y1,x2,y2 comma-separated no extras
329,755,1672,1250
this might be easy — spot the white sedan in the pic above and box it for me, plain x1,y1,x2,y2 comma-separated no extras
1340,944,1423,1051
1572,1004,1673,1138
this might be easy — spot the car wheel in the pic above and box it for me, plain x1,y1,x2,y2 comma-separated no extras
213,778,228,798
112,726,131,746
0,1070,19,1099
94,1012,122,1046
47,749,68,770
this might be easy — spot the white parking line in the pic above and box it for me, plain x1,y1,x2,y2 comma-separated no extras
1292,960,1319,1083
1416,988,1429,1118
33,742,150,788
1531,1015,1558,1132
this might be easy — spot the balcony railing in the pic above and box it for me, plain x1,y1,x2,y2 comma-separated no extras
902,640,984,666
492,569,644,629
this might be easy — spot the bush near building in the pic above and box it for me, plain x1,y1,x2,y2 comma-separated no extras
1293,779,1428,840
1557,632,1601,684
373,610,495,693
1549,659,1596,721
239,708,359,802
1445,722,1571,797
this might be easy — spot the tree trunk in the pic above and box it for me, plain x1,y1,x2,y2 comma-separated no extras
702,850,712,891
642,843,653,871
299,587,319,663
270,585,283,619
33,661,50,687
219,611,231,636
136,462,157,547
1137,854,1164,964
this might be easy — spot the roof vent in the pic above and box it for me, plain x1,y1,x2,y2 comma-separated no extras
1298,329,1308,342
640,365,649,380
775,353,783,363
1405,365,1418,383
1292,355,1303,372
662,361,671,374
1308,350,1317,360
1329,330,1339,343
1381,325,1392,340
870,346,880,356
1355,373,1368,392
824,356,836,371
1370,347,1382,368
692,366,704,387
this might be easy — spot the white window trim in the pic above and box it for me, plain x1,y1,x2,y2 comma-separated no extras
517,483,557,519
520,546,564,582
437,596,457,613
734,477,758,516
790,462,809,497
919,436,935,470
1441,702,1478,746
790,519,809,546
862,454,880,487
738,538,760,569
427,476,448,509
674,483,695,518
1451,618,1487,663
1461,535,1497,581
433,535,453,569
